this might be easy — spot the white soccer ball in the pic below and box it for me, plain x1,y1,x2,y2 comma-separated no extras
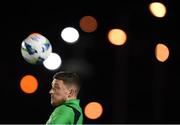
21,33,52,64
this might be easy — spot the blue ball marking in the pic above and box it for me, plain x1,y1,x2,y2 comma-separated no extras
25,42,38,55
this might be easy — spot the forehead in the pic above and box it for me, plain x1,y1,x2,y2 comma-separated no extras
52,79,64,86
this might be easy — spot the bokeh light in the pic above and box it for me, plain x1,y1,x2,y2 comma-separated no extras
61,27,79,43
79,16,98,33
84,102,103,120
20,75,38,94
108,28,127,46
149,2,167,18
43,52,62,70
155,43,169,62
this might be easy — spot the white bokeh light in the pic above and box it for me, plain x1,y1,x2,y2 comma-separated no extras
149,2,167,18
43,53,62,70
61,27,79,43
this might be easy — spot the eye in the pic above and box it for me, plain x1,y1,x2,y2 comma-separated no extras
51,87,56,91
52,86,60,91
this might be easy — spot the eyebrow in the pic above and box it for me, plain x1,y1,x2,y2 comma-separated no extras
52,82,61,88
51,82,57,86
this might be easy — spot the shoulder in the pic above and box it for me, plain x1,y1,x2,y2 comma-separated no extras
53,104,74,115
47,105,75,124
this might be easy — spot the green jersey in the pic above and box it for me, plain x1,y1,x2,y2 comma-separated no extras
46,99,83,124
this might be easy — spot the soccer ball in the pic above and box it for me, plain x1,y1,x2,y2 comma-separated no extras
21,33,52,64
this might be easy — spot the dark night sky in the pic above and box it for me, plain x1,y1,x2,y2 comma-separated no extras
1,0,180,124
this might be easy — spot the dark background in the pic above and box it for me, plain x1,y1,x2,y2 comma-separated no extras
1,0,180,124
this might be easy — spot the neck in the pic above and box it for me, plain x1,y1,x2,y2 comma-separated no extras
66,96,77,101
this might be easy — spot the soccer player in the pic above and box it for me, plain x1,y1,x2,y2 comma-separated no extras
46,71,83,124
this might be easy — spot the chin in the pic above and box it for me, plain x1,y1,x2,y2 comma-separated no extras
50,101,56,106
51,102,57,106
51,100,62,106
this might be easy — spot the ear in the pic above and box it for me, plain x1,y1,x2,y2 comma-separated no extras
68,88,75,98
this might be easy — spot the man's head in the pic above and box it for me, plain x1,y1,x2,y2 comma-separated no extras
49,71,81,106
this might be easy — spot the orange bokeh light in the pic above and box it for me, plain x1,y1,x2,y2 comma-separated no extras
155,43,169,62
79,16,97,33
20,75,38,94
84,102,103,119
108,29,127,46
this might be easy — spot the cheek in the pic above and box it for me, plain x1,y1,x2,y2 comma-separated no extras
54,91,61,97
54,91,65,99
